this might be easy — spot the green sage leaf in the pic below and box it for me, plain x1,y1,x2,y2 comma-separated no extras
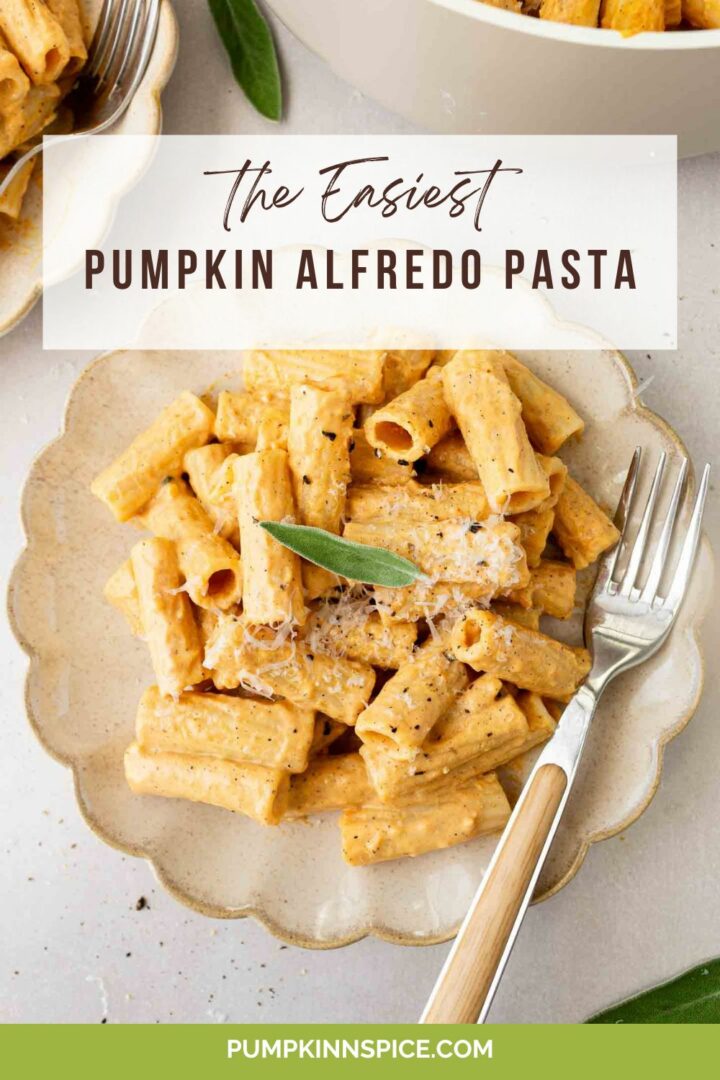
208,0,282,121
587,959,720,1024
259,522,426,588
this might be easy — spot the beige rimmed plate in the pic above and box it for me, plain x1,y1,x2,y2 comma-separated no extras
8,348,712,947
0,0,179,338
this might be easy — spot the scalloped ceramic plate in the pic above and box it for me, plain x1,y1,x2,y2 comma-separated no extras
0,0,178,338
8,348,712,947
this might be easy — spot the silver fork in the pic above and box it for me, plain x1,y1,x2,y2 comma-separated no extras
0,0,161,199
421,449,710,1025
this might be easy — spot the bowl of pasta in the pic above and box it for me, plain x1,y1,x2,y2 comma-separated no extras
0,0,178,337
267,0,720,156
8,344,711,945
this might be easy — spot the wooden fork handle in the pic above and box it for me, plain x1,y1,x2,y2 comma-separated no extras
421,764,567,1025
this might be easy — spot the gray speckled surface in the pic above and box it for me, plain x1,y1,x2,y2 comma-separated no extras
0,0,718,1025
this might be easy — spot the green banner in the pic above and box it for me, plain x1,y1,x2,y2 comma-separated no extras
2,1024,720,1080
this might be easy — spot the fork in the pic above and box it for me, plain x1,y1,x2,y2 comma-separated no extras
421,449,710,1025
0,0,161,199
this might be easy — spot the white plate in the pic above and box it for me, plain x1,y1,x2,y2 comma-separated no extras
8,347,712,946
0,0,179,338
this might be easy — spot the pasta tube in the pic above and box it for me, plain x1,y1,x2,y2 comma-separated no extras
511,505,555,568
364,367,453,462
288,384,353,531
374,580,493,623
136,685,315,773
361,676,528,802
0,0,70,84
664,0,683,22
288,384,353,596
124,743,289,825
355,640,469,759
0,159,34,219
507,559,577,619
4,81,59,151
382,350,435,399
343,517,528,592
255,402,289,451
204,616,375,724
91,391,215,522
442,351,550,513
536,453,568,508
600,0,665,31
340,775,511,866
0,28,29,109
540,0,602,23
243,350,386,405
234,449,305,626
214,390,285,446
305,608,416,669
349,429,416,486
135,479,242,610
552,475,620,569
286,754,373,817
45,0,86,76
515,691,559,745
103,558,142,636
346,480,490,525
425,432,477,481
451,609,591,700
183,443,239,546
130,538,204,697
500,353,584,453
682,0,720,24
491,602,542,631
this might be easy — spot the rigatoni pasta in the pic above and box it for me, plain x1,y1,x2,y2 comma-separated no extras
91,392,214,522
124,743,289,826
340,775,511,866
130,538,204,697
135,479,242,610
364,366,453,462
442,351,550,513
96,348,617,866
451,609,591,700
234,449,305,626
552,474,621,569
136,685,315,773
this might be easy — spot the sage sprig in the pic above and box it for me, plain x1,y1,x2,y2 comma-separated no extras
588,959,720,1024
208,0,282,121
259,522,427,588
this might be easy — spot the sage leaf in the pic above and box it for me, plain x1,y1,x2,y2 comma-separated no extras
259,522,426,588
208,0,282,121
588,959,720,1024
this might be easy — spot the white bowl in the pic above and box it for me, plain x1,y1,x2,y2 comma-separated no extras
0,0,179,338
268,0,720,156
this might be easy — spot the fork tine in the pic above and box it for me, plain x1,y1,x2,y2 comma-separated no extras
100,0,160,102
90,0,131,79
602,447,642,586
640,458,688,603
120,0,161,100
98,0,145,93
661,464,710,614
619,452,667,596
87,0,117,72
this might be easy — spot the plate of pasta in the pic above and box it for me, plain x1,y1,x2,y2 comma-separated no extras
9,346,711,946
0,0,178,337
